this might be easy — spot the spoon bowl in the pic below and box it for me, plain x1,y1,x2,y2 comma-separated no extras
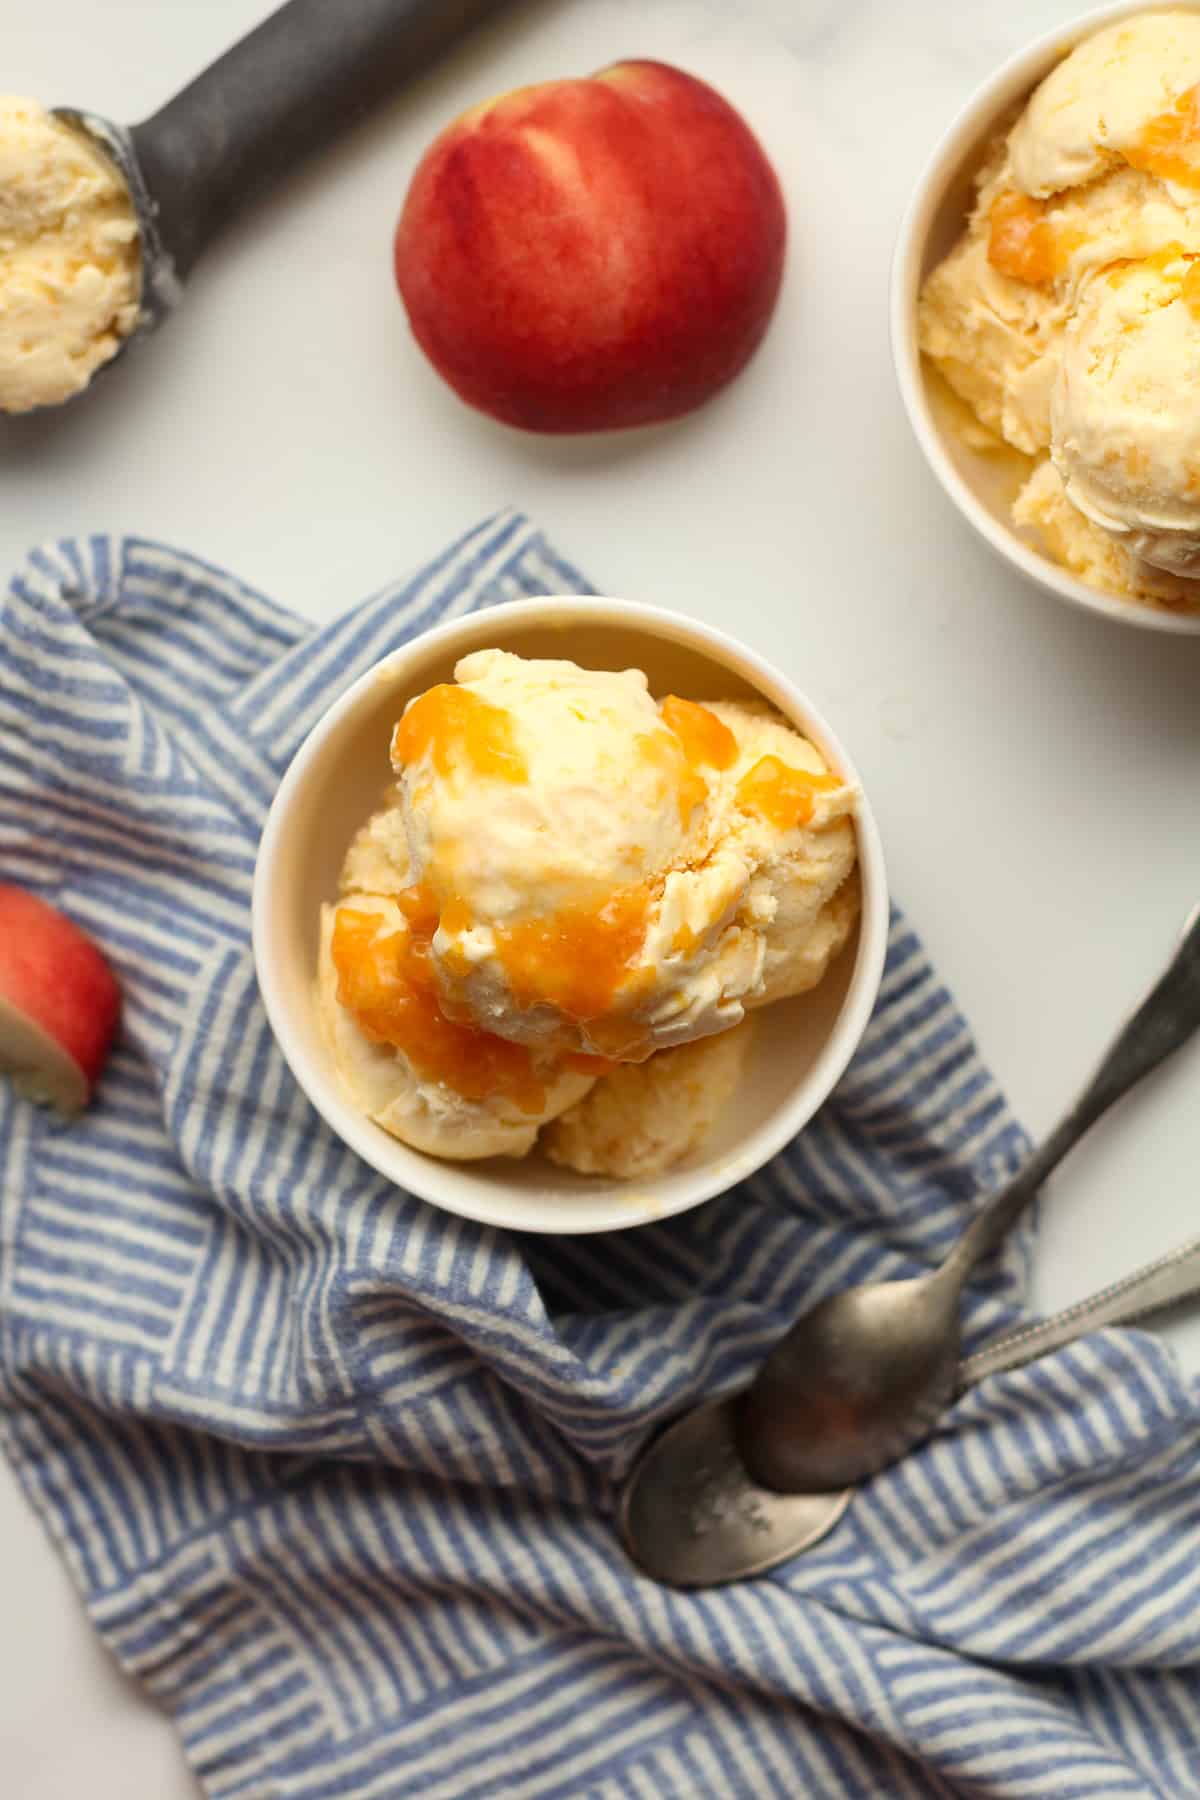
622,1230,1200,1587
735,1274,961,1491
620,1399,853,1589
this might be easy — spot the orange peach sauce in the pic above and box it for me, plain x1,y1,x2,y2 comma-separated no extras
635,728,708,827
659,700,738,963
636,695,737,829
736,755,838,831
382,682,728,1068
1125,83,1200,189
391,684,528,783
483,701,739,1035
491,881,655,1039
659,695,738,771
1103,241,1182,286
331,892,550,1114
987,190,1060,284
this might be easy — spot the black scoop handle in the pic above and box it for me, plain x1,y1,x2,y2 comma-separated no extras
130,0,512,280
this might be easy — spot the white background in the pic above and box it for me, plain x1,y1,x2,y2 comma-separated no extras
4,1,1199,1793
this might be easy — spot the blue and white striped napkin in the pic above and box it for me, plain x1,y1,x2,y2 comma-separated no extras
2,515,1199,1799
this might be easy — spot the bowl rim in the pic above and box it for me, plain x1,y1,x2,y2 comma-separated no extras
889,0,1200,638
252,595,890,1235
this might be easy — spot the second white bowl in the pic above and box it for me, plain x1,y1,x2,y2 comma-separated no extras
253,597,889,1234
891,0,1200,637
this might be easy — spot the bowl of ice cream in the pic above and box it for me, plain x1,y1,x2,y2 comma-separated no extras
892,2,1200,633
253,599,888,1234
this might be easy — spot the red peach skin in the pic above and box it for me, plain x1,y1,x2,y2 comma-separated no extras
0,883,122,1112
393,60,787,432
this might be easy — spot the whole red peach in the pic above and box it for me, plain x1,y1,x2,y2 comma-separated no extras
393,60,787,433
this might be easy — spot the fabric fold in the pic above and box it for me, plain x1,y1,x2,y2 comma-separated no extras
1,522,1198,1799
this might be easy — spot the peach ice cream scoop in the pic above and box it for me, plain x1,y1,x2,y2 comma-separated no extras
387,651,858,1064
1009,10,1200,198
1051,249,1200,576
319,651,860,1164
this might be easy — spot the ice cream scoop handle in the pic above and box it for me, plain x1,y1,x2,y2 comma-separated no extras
944,900,1200,1280
130,0,511,278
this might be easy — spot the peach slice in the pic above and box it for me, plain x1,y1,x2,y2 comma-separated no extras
0,883,121,1112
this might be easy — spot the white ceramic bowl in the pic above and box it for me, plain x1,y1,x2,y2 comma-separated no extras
891,0,1200,636
253,598,889,1235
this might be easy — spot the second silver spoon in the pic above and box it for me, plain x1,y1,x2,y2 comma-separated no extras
735,899,1200,1494
622,1230,1200,1588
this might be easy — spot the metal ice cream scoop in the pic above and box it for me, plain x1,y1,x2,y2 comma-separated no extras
622,1229,1200,1588
50,0,510,394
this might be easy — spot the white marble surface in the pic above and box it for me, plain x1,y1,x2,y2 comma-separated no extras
3,1,1199,1793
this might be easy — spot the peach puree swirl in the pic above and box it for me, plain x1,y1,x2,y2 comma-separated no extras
987,190,1060,285
987,82,1200,287
736,756,838,830
390,684,528,782
1125,82,1200,189
331,892,552,1114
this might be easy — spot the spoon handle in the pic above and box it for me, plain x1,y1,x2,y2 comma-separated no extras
130,0,512,280
959,1233,1200,1390
946,900,1200,1281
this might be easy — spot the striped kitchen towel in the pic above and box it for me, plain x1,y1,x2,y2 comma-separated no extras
2,514,1199,1800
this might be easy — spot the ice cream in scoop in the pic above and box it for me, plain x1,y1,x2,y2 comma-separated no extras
0,96,140,413
318,650,859,1168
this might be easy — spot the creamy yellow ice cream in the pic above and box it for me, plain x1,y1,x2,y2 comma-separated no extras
389,651,857,1062
318,904,593,1162
1012,458,1197,605
1010,10,1200,197
319,651,859,1170
544,1022,753,1180
0,96,141,414
1052,249,1200,575
918,11,1200,611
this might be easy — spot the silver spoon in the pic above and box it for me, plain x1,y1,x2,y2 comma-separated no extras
47,0,511,400
733,899,1200,1495
622,1229,1200,1588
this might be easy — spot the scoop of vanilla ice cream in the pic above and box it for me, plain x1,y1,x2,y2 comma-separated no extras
392,652,859,1062
0,97,141,413
918,143,1200,462
394,649,717,1057
320,657,860,1166
340,787,411,893
1013,458,1199,607
398,649,700,925
318,804,593,1160
1010,11,1200,198
682,701,858,1010
1051,252,1200,575
544,1021,752,1179
918,223,1060,455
